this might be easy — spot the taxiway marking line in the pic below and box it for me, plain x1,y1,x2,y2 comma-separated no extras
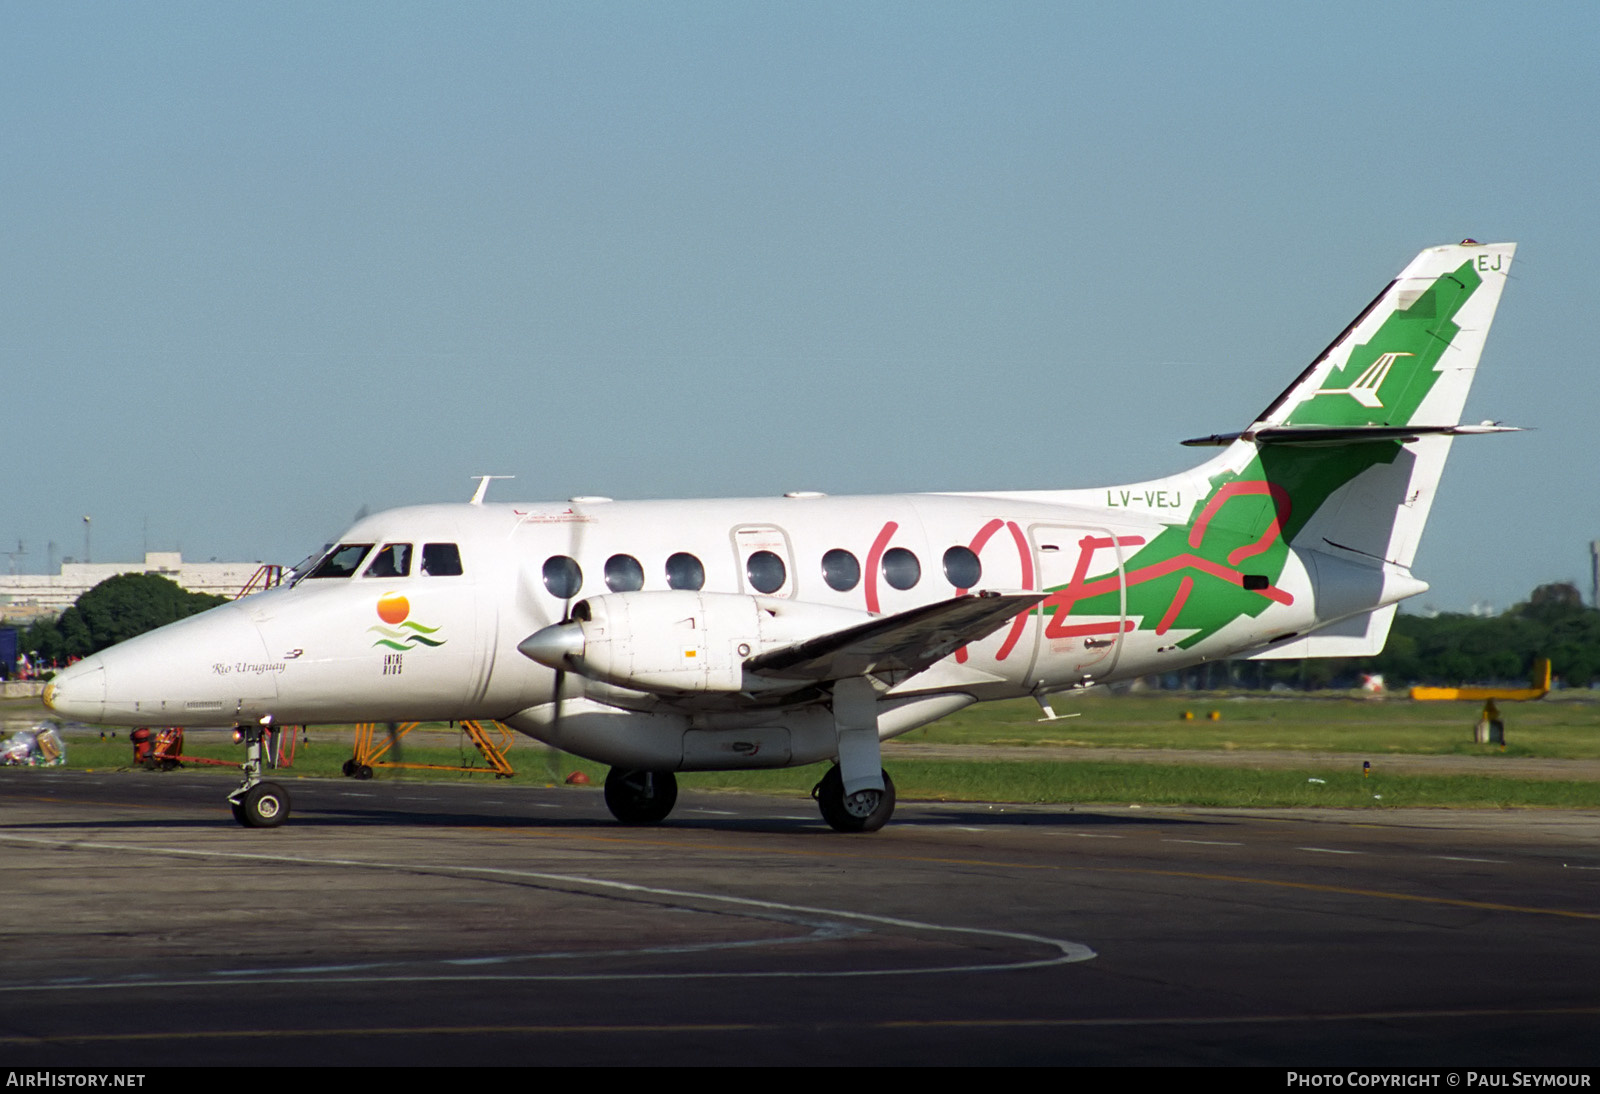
0,832,1097,984
483,827,1600,922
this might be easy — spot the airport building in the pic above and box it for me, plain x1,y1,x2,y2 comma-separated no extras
0,552,269,621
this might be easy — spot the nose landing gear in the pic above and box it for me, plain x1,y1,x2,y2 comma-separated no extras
227,720,291,828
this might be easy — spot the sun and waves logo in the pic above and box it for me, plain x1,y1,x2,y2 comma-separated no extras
368,593,446,651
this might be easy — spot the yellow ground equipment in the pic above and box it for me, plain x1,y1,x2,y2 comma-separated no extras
343,720,516,779
1410,658,1551,744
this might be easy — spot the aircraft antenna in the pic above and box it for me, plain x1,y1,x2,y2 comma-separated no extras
469,475,515,505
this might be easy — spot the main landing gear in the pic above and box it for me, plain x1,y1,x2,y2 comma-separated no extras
227,721,291,828
604,768,678,825
812,764,896,833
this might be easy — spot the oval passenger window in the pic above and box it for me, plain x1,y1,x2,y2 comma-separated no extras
746,550,787,595
881,547,921,591
604,554,645,592
665,552,705,591
822,548,860,592
542,555,583,599
942,545,982,588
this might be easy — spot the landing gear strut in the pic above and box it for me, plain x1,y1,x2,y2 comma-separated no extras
227,721,291,828
812,764,895,833
604,768,678,825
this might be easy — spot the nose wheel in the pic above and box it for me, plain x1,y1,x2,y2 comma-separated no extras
227,722,292,828
812,764,895,832
230,781,290,827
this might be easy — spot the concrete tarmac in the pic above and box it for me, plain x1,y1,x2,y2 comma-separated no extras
2,768,1598,1066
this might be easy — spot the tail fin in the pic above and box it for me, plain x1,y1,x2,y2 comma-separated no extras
1241,241,1516,656
1250,241,1515,569
1083,242,1516,659
1255,240,1515,437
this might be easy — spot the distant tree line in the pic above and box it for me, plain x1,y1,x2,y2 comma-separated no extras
20,573,228,665
1240,582,1600,691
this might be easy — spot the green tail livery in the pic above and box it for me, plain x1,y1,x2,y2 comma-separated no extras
1042,241,1515,661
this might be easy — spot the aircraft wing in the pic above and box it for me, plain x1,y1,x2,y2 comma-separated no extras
744,592,1044,683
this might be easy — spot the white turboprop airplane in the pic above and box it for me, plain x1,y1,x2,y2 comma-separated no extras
45,241,1517,832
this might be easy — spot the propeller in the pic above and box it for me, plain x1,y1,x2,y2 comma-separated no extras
547,499,588,750
512,497,592,780
385,720,402,768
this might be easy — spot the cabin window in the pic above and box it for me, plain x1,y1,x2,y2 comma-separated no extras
822,549,860,592
605,553,645,592
666,552,705,591
882,547,921,591
746,550,786,595
421,543,464,576
307,543,373,579
543,555,582,599
364,543,412,578
942,545,981,589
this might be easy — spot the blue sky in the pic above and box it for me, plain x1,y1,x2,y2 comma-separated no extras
3,3,1596,613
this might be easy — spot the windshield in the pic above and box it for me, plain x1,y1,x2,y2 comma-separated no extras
364,543,412,578
285,547,330,586
305,543,374,579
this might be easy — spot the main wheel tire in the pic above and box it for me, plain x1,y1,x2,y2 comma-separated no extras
603,768,678,825
812,765,896,833
230,801,248,826
239,782,290,828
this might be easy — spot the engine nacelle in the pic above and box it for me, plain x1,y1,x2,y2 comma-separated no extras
519,590,873,694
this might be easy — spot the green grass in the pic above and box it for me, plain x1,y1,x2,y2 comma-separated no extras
918,693,1600,758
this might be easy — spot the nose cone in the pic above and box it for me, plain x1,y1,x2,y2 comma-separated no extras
518,622,585,670
43,663,106,722
45,602,279,726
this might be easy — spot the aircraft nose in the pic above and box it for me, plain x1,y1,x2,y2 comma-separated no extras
42,602,280,726
43,662,106,722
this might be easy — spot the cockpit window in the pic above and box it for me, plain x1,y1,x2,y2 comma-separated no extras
364,543,412,578
421,543,464,576
287,547,330,586
307,543,373,579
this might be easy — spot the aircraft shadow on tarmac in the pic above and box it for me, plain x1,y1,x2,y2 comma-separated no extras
5,787,1208,835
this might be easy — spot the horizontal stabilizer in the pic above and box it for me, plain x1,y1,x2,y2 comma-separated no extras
1181,423,1522,448
1244,605,1398,659
745,592,1044,682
